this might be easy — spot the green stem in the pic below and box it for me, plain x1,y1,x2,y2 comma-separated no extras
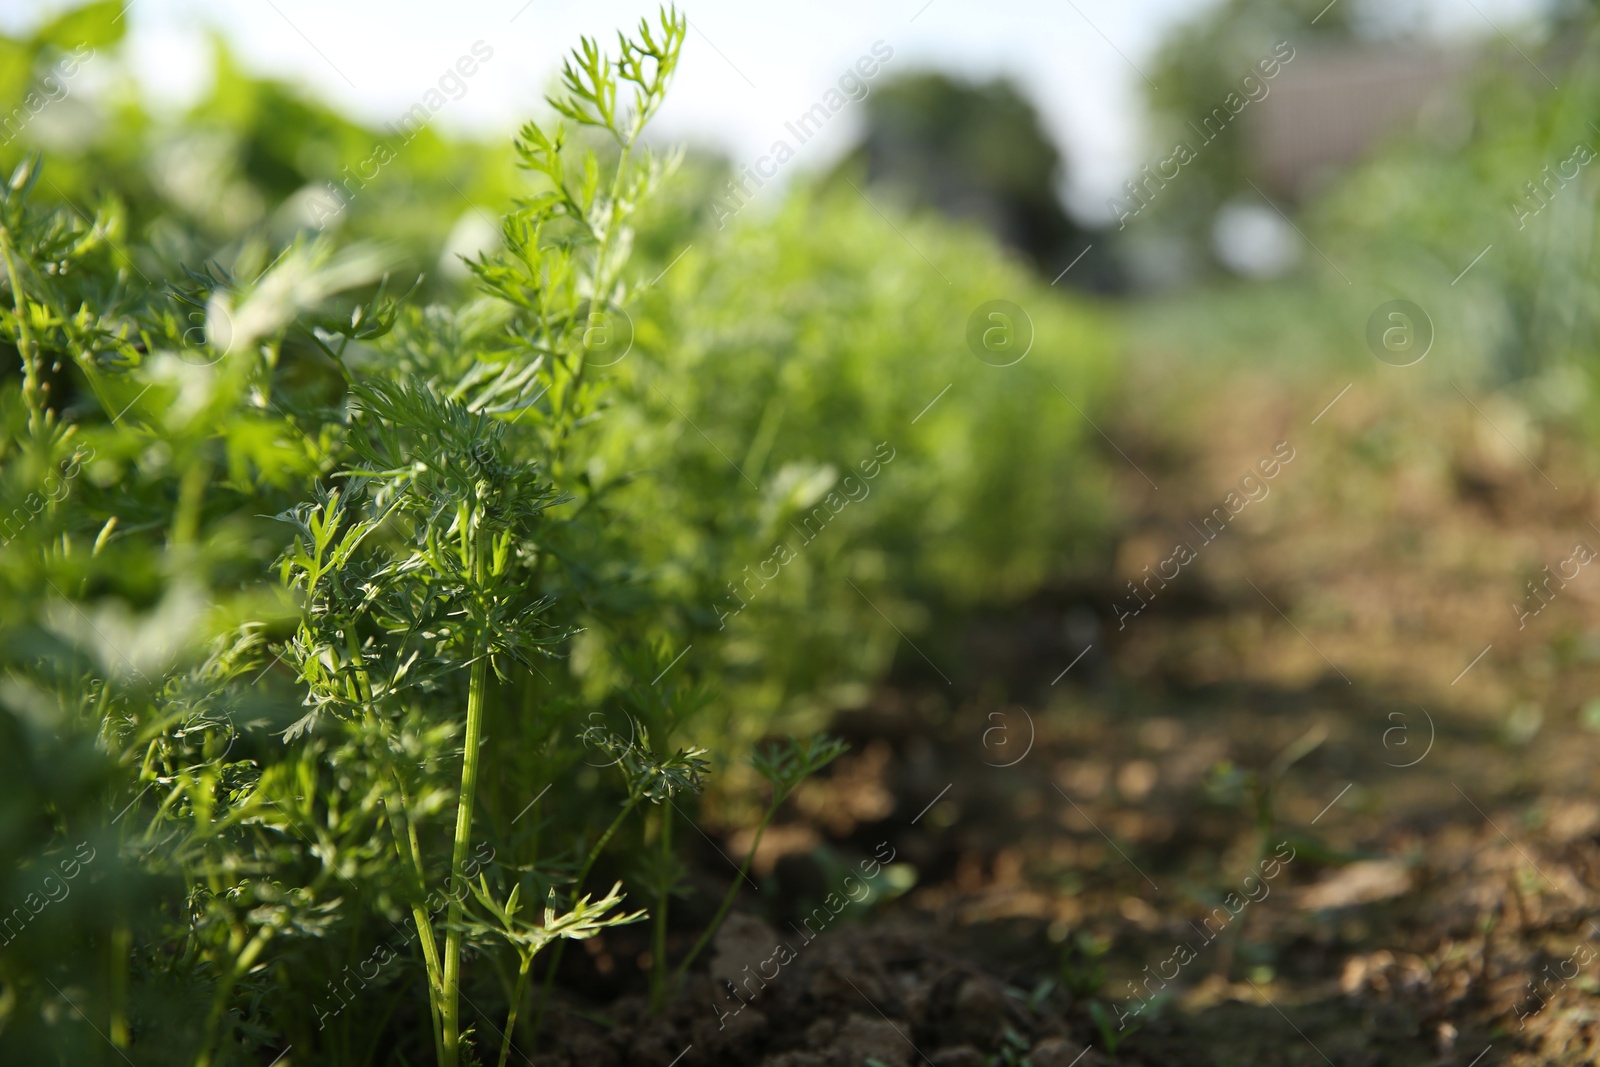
379,781,446,1066
545,136,633,480
589,139,634,309
193,925,276,1067
672,802,776,985
361,714,446,1060
531,794,642,1042
352,625,447,1063
497,954,534,1067
0,225,43,429
172,454,209,548
110,917,130,1047
649,809,673,1012
440,639,489,1067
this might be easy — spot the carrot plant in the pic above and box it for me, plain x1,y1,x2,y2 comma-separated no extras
265,10,851,1067
268,10,750,1064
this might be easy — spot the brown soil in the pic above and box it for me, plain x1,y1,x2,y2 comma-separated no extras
532,356,1600,1067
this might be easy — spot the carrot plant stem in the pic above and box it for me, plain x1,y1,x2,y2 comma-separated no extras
531,793,641,1042
379,785,446,1065
361,695,446,1060
0,226,43,429
440,640,489,1067
672,802,775,985
193,925,276,1067
649,808,673,1012
497,954,534,1067
110,917,130,1046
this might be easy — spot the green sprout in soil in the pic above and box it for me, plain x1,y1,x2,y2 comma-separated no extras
1088,999,1138,1057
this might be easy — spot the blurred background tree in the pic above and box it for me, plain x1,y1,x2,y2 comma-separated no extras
828,72,1119,291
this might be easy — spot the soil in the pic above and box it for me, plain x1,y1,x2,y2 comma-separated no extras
529,353,1600,1067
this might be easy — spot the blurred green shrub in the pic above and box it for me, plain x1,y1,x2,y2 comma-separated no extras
612,178,1115,731
1305,21,1600,390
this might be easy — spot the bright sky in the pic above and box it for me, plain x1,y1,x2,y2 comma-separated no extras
5,0,1550,219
